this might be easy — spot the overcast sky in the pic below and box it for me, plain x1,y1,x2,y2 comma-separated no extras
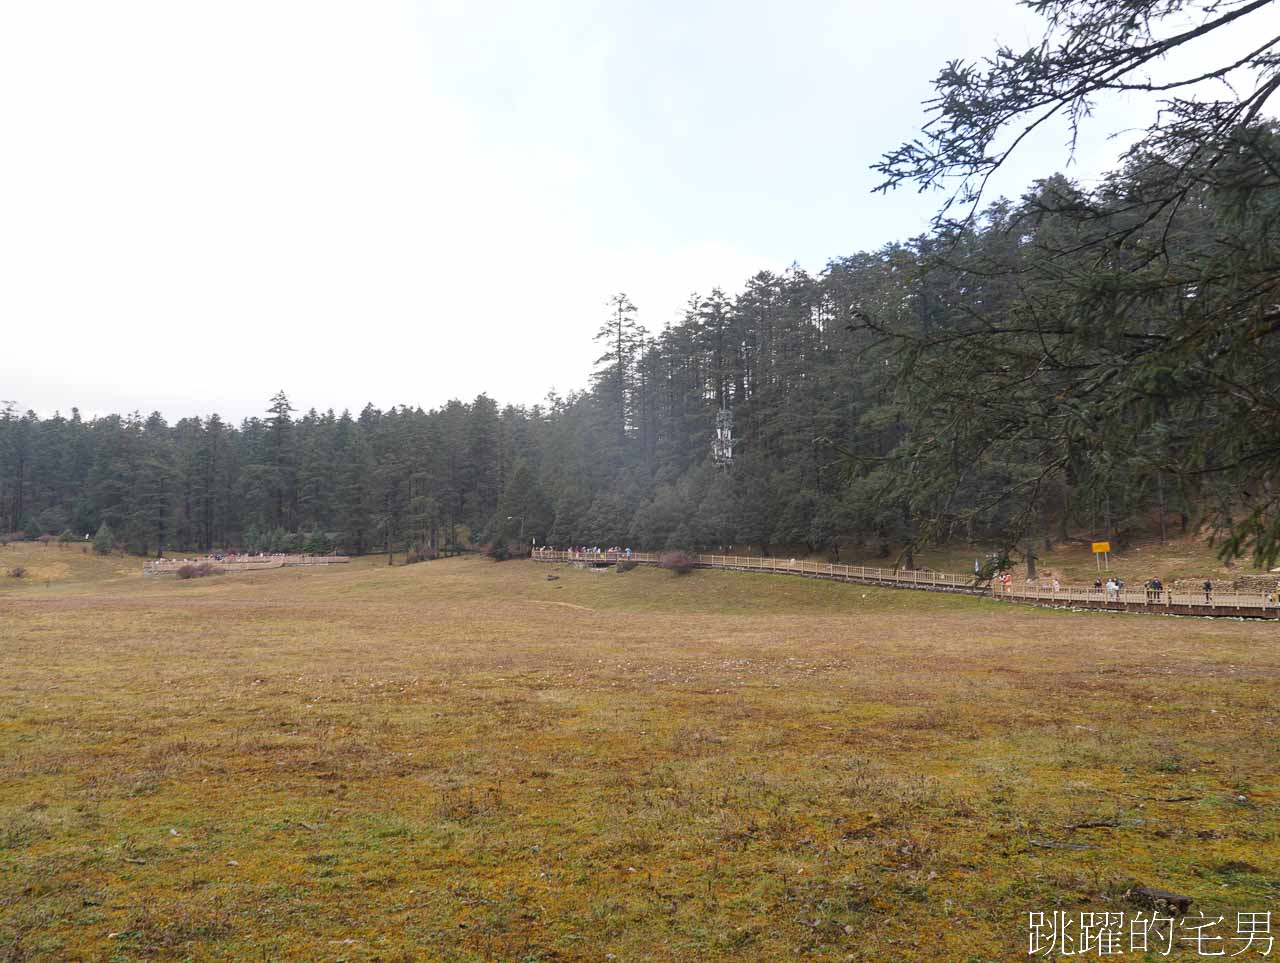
1,0,1266,422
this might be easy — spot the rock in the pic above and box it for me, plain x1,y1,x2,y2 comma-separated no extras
1128,886,1193,914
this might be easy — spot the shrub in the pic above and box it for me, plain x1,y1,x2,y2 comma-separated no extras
175,562,218,579
405,546,438,565
658,550,696,575
93,523,115,556
302,529,333,556
616,559,638,573
37,534,52,547
8,566,26,579
487,541,529,562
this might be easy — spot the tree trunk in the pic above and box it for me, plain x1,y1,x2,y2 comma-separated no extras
1157,474,1168,543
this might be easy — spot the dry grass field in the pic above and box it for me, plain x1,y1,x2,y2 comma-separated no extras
1,544,1277,961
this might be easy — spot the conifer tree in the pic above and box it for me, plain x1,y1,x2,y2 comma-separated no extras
93,522,114,555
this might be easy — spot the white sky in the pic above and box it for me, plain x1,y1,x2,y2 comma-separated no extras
1,0,1271,422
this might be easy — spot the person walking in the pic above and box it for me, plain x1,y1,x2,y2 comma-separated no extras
1203,579,1213,603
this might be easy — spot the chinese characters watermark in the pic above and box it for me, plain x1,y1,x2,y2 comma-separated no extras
1029,911,1273,956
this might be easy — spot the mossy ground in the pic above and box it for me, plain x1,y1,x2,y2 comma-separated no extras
1,544,1276,960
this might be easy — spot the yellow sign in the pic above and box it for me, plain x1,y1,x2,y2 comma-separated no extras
1092,541,1111,554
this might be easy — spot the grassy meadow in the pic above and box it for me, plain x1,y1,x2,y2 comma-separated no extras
1,543,1277,960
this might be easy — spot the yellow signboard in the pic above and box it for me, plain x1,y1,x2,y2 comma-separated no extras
1092,541,1111,554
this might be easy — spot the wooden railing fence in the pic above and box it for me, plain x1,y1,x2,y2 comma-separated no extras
532,550,1279,619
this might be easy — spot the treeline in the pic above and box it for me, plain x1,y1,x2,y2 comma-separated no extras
3,127,1278,561
0,267,899,557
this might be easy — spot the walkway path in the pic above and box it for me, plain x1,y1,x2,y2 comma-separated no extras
533,550,1280,620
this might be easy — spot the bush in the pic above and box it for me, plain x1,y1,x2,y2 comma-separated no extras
486,541,528,562
616,559,638,573
302,529,333,556
405,546,438,565
658,550,696,575
8,566,26,579
175,562,218,579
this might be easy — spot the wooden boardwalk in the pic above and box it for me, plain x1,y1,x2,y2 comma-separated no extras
533,550,1280,620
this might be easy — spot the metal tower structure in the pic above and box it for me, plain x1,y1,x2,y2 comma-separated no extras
713,406,735,468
